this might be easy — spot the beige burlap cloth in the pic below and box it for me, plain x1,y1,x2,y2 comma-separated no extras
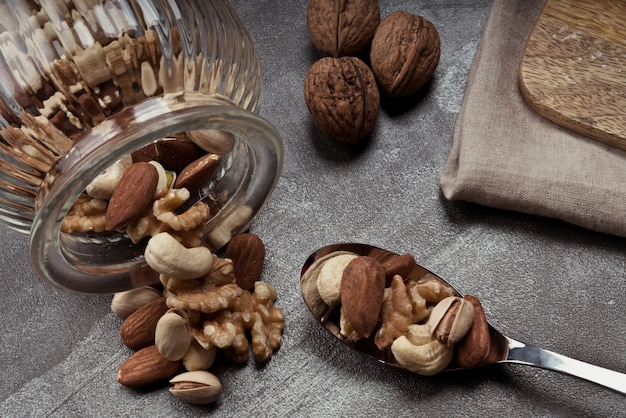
440,0,626,237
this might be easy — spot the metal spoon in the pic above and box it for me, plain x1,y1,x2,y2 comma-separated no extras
299,243,626,395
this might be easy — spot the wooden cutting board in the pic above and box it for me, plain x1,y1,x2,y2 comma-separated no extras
518,0,626,151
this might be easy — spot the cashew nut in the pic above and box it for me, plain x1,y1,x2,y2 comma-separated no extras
145,232,213,279
317,252,358,306
206,205,253,247
86,155,132,199
406,323,436,346
390,334,453,376
187,129,234,154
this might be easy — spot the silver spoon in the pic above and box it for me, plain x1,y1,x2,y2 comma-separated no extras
300,243,626,395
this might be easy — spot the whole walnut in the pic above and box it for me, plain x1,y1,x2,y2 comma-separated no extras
369,11,441,98
304,57,379,144
306,0,380,57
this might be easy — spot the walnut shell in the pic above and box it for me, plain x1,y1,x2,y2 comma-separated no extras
370,11,441,97
306,0,380,57
304,57,379,144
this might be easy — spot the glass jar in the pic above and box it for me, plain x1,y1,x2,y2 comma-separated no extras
0,0,283,293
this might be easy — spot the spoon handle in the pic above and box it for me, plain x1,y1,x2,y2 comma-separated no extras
502,337,626,395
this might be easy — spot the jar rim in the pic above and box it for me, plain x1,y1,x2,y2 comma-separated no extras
29,92,282,294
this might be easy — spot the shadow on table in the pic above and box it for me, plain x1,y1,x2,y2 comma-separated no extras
440,196,626,251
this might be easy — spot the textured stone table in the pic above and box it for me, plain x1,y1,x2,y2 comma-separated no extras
2,1,625,417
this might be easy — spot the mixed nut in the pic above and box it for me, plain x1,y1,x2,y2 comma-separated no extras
52,0,452,407
304,0,441,143
113,231,285,404
302,250,491,375
61,131,231,241
60,133,284,405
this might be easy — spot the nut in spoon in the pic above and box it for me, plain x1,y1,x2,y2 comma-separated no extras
300,243,626,395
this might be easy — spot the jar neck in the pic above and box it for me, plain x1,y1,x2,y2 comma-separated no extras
29,92,282,293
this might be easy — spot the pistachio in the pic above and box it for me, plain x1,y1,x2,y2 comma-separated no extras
169,371,222,404
427,296,475,346
155,309,192,361
111,286,162,319
183,339,218,371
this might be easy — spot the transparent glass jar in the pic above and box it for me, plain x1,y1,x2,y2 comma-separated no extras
0,1,283,293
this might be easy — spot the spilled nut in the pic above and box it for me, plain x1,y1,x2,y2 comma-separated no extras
155,309,192,361
145,232,213,279
183,340,218,371
111,286,162,319
169,371,222,404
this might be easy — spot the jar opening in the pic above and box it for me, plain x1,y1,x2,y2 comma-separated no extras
29,93,282,293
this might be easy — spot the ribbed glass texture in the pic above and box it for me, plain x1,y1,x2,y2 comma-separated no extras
0,0,262,233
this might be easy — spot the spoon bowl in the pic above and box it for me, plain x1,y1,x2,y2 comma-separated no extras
300,243,626,395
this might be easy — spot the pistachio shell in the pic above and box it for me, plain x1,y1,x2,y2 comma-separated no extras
427,296,475,346
426,296,457,329
183,339,217,371
169,371,221,404
155,309,191,361
111,286,162,319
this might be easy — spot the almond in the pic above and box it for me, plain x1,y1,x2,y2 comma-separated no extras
120,296,169,351
156,138,205,171
131,142,159,163
173,153,221,194
455,294,491,368
224,233,266,291
105,162,158,230
340,256,385,339
117,345,182,388
380,253,417,285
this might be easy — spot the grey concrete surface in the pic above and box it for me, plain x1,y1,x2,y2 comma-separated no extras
2,1,625,417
